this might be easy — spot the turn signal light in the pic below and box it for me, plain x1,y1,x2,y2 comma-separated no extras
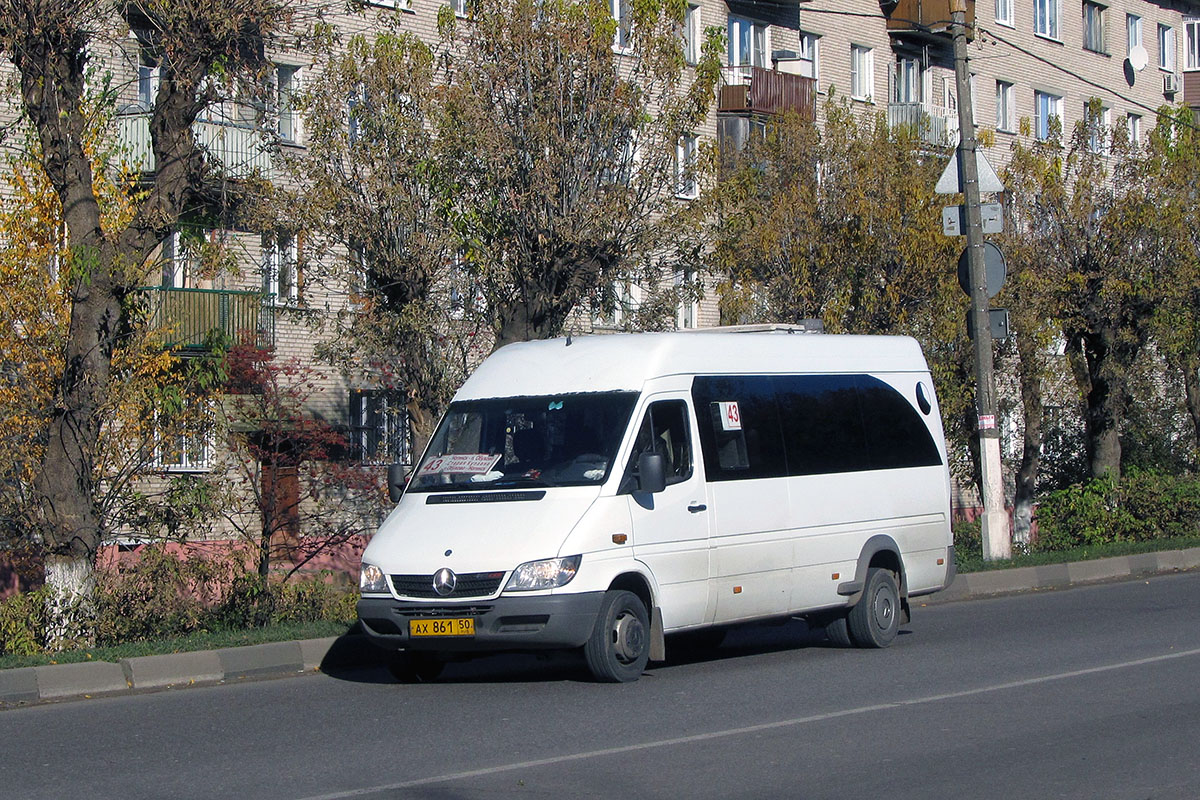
733,586,742,594
612,533,628,545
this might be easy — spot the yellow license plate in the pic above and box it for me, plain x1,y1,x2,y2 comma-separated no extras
409,618,475,637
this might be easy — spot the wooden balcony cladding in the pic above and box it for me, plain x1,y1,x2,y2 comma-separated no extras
718,67,816,119
885,0,974,37
137,287,275,352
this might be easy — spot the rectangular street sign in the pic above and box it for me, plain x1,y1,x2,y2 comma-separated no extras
942,203,1004,236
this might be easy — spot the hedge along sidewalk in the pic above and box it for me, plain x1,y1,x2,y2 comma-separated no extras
3,546,1199,708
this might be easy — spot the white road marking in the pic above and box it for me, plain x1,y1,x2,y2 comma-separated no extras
297,646,1200,799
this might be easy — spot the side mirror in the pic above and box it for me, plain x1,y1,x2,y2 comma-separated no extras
387,463,410,503
637,452,667,494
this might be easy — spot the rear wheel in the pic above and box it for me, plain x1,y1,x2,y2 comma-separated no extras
845,567,900,648
584,590,650,682
824,614,854,647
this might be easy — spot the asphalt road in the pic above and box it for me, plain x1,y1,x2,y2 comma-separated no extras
3,573,1199,800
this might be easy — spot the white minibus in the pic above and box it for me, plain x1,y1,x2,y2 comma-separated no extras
357,330,955,682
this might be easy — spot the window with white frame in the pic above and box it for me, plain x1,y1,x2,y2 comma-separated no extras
675,269,699,329
347,83,366,144
1127,14,1142,54
851,45,874,101
796,31,819,80
1034,0,1060,39
675,134,699,199
894,56,922,103
612,0,633,52
276,64,302,144
1083,1,1105,52
1084,103,1110,152
1127,113,1142,145
728,15,768,78
363,0,413,10
1160,24,1176,71
350,390,410,466
1035,90,1062,139
264,233,299,304
996,80,1014,131
153,401,214,472
1186,19,1200,70
996,0,1014,26
683,3,701,65
138,62,160,109
450,0,472,17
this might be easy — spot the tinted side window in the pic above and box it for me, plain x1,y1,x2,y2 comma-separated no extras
622,400,694,490
692,376,787,481
775,375,871,475
856,376,943,469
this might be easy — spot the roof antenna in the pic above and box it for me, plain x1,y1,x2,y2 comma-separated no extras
566,332,573,346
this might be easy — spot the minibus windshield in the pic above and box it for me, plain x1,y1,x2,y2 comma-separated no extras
407,392,639,492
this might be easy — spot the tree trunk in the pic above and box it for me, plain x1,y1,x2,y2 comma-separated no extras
1012,331,1045,546
1074,328,1126,479
43,553,96,649
407,399,438,465
1182,360,1200,455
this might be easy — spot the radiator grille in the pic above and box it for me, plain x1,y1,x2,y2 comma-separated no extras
390,572,506,599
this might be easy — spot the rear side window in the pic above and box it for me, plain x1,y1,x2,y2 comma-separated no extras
692,374,941,482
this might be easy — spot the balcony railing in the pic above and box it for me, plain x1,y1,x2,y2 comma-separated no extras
137,287,275,351
117,113,273,180
885,0,974,37
718,66,816,119
887,102,960,145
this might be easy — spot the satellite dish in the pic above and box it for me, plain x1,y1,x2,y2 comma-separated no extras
1128,45,1148,72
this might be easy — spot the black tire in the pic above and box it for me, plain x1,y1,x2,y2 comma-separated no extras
388,651,445,683
584,590,650,682
845,567,901,648
824,614,854,647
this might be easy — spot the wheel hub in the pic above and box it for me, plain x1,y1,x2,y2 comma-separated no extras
612,612,646,663
874,590,894,627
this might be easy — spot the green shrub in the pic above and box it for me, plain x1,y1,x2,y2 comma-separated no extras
1035,471,1200,551
0,587,50,656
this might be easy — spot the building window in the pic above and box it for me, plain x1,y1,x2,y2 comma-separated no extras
796,32,819,80
675,133,699,199
264,233,299,305
893,56,922,103
450,0,472,17
1034,0,1060,39
728,15,768,79
1186,19,1200,70
1035,90,1062,140
996,0,1014,26
1127,113,1142,146
850,45,874,101
363,0,413,10
276,65,302,144
683,4,701,65
612,0,632,52
1083,2,1105,52
138,62,159,109
153,401,214,472
350,390,410,466
1127,14,1142,55
1084,103,1110,152
1160,24,1176,71
996,80,1014,131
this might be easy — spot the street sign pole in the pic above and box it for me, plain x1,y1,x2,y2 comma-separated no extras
951,0,1011,561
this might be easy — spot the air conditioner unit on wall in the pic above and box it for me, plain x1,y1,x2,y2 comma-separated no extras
1163,72,1180,93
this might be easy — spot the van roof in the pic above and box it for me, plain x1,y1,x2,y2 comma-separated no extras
455,332,930,401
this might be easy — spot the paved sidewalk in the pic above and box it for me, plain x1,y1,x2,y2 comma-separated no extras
3,546,1198,707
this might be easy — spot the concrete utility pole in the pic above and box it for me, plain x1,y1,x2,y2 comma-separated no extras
950,0,1011,561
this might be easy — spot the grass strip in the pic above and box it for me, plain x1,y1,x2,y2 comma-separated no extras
0,619,356,671
955,535,1200,574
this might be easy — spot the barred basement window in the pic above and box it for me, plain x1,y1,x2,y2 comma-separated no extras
350,390,410,466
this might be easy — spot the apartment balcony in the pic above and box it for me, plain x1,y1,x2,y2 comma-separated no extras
137,287,275,352
888,102,960,146
117,112,273,180
884,0,974,39
1185,71,1200,110
718,66,816,119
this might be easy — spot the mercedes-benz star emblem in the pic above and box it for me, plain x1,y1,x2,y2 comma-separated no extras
433,567,457,597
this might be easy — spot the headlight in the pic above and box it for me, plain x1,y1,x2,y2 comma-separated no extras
504,555,582,592
359,563,389,594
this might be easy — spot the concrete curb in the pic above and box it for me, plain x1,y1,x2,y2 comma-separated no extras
3,546,1198,707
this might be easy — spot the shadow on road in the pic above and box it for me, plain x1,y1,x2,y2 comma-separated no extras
318,616,891,686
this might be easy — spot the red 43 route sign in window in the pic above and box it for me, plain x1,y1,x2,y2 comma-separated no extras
718,401,742,431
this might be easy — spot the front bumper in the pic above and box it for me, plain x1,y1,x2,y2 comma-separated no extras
357,592,605,653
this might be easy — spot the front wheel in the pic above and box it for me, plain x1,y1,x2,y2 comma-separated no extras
584,590,650,682
845,567,901,648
